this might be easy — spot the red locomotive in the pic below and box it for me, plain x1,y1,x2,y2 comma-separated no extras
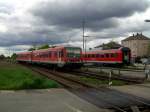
82,47,131,65
16,46,82,68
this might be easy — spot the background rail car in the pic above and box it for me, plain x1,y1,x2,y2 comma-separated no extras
16,46,83,68
82,47,131,66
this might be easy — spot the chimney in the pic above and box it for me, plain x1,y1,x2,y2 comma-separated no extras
141,32,142,36
133,34,134,37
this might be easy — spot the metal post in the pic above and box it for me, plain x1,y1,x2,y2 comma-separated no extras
99,66,101,73
145,66,149,80
118,69,121,75
82,20,85,51
109,69,112,86
85,39,86,54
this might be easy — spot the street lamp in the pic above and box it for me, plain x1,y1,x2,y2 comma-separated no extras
144,19,150,73
145,19,150,22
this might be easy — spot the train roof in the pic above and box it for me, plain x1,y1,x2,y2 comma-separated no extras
17,45,81,54
32,46,81,52
16,51,31,55
83,47,130,54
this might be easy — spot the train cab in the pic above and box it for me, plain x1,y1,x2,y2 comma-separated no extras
120,47,131,65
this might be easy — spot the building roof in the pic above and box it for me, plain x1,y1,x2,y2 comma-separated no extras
122,33,150,41
95,41,122,50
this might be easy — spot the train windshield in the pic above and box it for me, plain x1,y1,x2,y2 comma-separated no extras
66,47,81,58
121,47,131,64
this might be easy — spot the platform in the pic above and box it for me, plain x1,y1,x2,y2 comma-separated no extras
112,83,150,100
0,89,111,112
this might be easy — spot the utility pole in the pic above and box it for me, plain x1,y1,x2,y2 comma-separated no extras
85,35,90,54
82,20,85,51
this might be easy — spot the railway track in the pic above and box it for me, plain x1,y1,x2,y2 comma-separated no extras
67,70,144,84
130,83,150,89
22,64,150,112
29,67,129,112
30,67,90,89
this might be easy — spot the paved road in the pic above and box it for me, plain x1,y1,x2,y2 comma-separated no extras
0,89,111,112
112,83,150,100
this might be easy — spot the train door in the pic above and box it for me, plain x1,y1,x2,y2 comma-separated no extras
122,47,131,64
30,51,33,62
57,50,65,67
58,51,62,62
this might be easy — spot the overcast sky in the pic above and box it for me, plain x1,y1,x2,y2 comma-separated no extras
0,0,150,55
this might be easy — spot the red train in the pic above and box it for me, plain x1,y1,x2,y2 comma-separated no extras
16,46,82,68
82,47,131,65
17,46,131,68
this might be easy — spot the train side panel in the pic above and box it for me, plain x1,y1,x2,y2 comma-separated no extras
16,52,32,62
16,46,83,68
82,47,131,65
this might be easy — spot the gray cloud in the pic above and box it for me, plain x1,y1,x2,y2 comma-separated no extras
0,3,14,14
31,0,149,30
0,0,149,50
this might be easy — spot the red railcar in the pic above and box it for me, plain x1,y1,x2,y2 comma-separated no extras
17,52,32,62
82,47,131,65
16,46,82,68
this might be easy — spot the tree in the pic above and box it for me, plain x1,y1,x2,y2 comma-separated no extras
28,47,36,51
11,53,17,60
37,44,49,50
28,44,49,51
0,54,5,60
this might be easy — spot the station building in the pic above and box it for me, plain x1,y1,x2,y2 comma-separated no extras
121,33,150,58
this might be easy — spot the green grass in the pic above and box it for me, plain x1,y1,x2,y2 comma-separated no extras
80,76,127,86
145,80,150,83
0,61,59,90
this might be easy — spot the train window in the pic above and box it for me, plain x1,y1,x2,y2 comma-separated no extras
85,54,87,58
114,53,118,57
96,54,99,58
84,54,87,58
42,54,44,58
88,54,91,58
82,54,85,58
58,51,62,58
92,54,95,58
106,54,109,58
61,50,64,57
49,51,51,57
99,54,101,58
40,54,42,58
39,53,46,58
45,53,48,58
111,53,114,58
54,52,57,57
83,54,85,58
47,53,49,57
102,54,105,58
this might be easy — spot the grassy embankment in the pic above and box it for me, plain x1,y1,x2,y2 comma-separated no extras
0,61,59,90
80,76,127,86
80,67,127,86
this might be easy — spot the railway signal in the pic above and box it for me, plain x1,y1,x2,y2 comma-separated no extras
108,70,112,86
